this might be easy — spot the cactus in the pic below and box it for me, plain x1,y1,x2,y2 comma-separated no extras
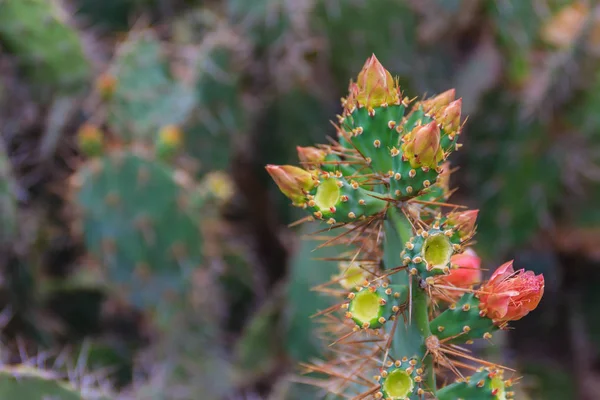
0,365,112,400
267,55,545,398
104,29,196,142
70,148,204,320
0,0,91,93
0,141,17,248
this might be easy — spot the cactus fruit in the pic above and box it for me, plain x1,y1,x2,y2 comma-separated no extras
71,150,203,316
0,0,91,92
267,55,545,398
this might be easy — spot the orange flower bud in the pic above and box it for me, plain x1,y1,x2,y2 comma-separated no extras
96,73,117,100
265,165,315,206
420,89,455,115
437,99,462,134
297,146,327,168
350,54,400,110
479,261,544,323
448,209,478,238
402,122,444,169
77,123,104,157
156,125,184,161
441,248,482,289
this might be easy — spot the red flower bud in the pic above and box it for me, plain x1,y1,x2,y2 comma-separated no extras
479,261,545,324
265,165,316,206
441,248,482,289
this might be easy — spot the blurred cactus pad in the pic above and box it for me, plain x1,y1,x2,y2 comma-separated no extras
0,0,599,399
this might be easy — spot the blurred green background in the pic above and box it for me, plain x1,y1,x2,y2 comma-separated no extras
0,0,599,399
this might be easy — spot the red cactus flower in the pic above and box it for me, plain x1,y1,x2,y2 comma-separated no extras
478,261,545,324
441,248,482,289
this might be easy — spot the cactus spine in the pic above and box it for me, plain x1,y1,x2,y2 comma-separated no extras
266,55,545,398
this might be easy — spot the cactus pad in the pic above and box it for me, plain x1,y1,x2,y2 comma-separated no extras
72,150,203,313
0,0,91,92
430,293,498,345
106,30,195,141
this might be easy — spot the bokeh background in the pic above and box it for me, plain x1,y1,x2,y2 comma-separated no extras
0,0,599,399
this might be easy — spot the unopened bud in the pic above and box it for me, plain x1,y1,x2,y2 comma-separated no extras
438,99,462,134
77,123,104,157
297,146,327,168
265,165,315,206
96,73,117,100
156,125,184,161
420,89,455,115
402,122,444,169
448,209,478,237
348,54,400,110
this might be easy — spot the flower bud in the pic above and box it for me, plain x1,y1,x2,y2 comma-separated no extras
479,261,544,323
437,99,462,134
297,146,327,168
350,54,400,110
439,249,482,291
77,123,104,157
265,165,315,206
420,89,455,115
447,209,478,238
156,125,184,161
402,122,444,169
96,73,117,100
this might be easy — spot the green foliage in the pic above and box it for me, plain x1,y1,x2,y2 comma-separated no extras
0,365,111,400
0,0,91,93
0,142,17,247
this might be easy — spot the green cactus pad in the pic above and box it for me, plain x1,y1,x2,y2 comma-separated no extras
0,365,111,400
429,293,498,345
106,30,195,141
347,285,408,329
0,0,91,92
401,228,460,279
0,143,17,247
73,150,203,314
340,104,405,173
377,357,424,400
306,176,388,223
437,368,508,400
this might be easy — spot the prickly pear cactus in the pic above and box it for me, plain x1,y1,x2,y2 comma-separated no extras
71,149,204,319
0,0,91,92
104,30,196,142
267,55,545,398
0,365,112,400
